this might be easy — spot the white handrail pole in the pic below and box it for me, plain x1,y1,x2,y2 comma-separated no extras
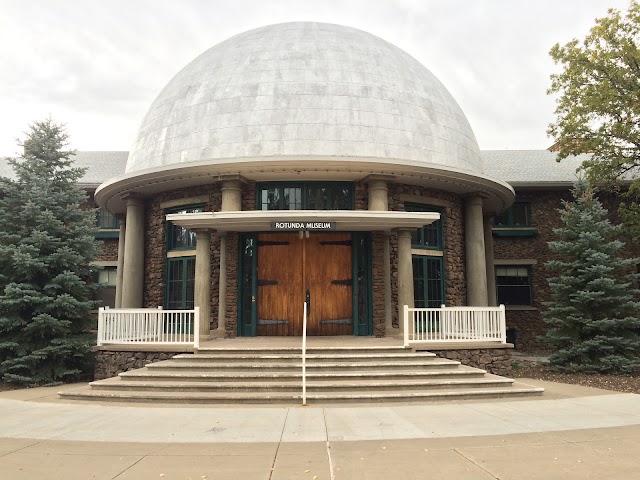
302,301,307,406
500,304,506,343
403,304,409,347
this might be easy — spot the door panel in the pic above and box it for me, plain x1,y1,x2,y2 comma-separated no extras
256,232,353,336
256,233,303,336
305,233,353,335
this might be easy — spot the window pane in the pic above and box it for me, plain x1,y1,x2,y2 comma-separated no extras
425,258,443,308
283,187,302,210
307,186,328,209
332,186,352,210
511,204,529,226
496,266,532,305
405,204,443,250
97,209,119,229
168,206,203,250
166,257,196,310
261,188,281,210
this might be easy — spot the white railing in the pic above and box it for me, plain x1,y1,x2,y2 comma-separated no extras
97,307,200,348
301,301,308,406
403,304,506,347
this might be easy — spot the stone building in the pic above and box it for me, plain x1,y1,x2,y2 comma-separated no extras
3,22,627,353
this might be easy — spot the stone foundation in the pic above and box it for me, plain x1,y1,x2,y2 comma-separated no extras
433,348,512,376
94,351,184,380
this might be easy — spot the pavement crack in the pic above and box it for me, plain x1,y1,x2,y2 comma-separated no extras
323,408,335,480
111,455,146,479
453,448,500,479
268,407,290,480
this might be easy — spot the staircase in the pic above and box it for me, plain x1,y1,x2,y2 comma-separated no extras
60,345,544,404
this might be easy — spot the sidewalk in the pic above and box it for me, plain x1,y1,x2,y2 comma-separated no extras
0,378,639,479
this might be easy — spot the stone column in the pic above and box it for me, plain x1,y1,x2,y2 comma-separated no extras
367,179,388,211
121,196,145,308
396,228,414,333
221,179,242,211
217,178,242,336
194,229,212,339
484,215,497,306
465,195,488,306
366,178,393,333
114,215,126,308
217,233,227,337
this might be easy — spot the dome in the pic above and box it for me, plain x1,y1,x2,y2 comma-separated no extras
126,22,483,175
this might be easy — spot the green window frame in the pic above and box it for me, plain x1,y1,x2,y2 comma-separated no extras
97,208,119,230
405,203,444,250
412,256,445,308
165,257,196,310
493,202,531,227
496,266,532,306
256,182,354,211
166,205,204,251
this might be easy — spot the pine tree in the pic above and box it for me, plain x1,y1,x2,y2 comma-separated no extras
0,119,98,385
544,180,640,374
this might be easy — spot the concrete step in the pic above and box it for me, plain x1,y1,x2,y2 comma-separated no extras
144,358,460,373
195,346,410,355
175,352,437,362
118,366,487,382
90,376,514,393
59,384,545,404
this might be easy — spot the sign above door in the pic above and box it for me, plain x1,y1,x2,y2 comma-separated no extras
270,222,336,231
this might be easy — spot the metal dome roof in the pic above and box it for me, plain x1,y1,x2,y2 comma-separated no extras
126,22,483,175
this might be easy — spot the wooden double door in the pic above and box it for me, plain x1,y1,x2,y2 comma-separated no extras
256,233,353,336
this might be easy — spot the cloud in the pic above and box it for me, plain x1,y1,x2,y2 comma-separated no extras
0,0,631,155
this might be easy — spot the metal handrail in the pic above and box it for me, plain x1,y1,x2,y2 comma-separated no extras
302,301,308,406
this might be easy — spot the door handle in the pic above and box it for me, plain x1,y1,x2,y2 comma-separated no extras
306,289,311,312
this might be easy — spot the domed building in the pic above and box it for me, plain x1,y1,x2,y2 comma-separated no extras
95,21,514,341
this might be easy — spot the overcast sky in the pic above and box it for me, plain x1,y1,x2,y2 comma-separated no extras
0,0,632,156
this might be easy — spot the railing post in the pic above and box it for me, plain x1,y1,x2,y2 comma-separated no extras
194,306,200,350
403,304,409,347
97,307,105,346
500,304,506,343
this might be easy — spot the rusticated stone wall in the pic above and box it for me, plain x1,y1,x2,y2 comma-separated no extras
371,232,386,336
434,348,512,376
225,232,239,337
94,351,182,380
354,181,367,210
95,238,119,262
388,184,466,326
143,184,222,330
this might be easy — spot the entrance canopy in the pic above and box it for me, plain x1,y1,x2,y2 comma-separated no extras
165,210,440,232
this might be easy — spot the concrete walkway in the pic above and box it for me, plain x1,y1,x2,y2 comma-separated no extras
1,379,639,479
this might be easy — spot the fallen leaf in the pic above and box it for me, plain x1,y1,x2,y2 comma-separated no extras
305,470,310,473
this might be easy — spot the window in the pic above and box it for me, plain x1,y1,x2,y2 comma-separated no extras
97,209,119,230
95,266,117,308
405,203,443,250
413,257,444,308
493,203,531,227
496,266,532,305
257,183,353,210
166,205,204,250
165,257,196,309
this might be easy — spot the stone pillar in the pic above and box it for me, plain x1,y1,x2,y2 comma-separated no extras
121,196,145,308
221,179,242,211
366,178,393,333
114,215,126,308
217,178,242,336
396,228,414,333
367,179,388,211
484,215,497,306
465,195,488,306
195,229,212,339
217,233,227,337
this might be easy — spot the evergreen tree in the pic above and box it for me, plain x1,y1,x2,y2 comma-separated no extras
0,119,98,385
544,180,640,374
